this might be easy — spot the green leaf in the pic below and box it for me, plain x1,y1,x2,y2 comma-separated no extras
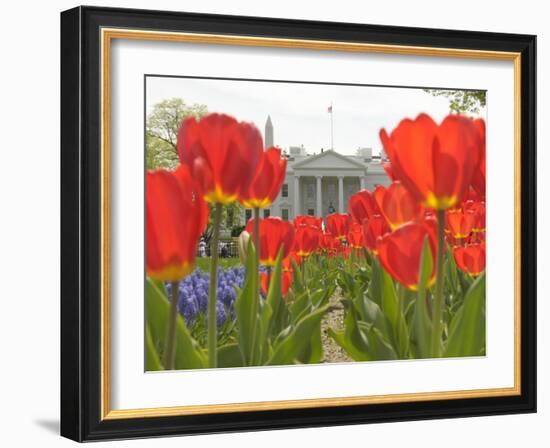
145,278,207,369
381,271,410,358
288,289,311,324
411,237,434,359
145,323,163,371
291,257,304,294
267,305,329,365
445,273,486,357
328,307,370,361
356,292,392,342
217,343,244,368
257,300,273,364
446,251,459,296
368,258,384,307
304,325,324,363
234,242,260,365
272,325,292,347
266,249,287,339
329,329,369,361
357,322,398,360
310,287,333,308
338,270,355,297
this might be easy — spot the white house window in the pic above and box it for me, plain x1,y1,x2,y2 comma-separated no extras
282,184,288,197
307,208,315,216
263,209,271,218
245,209,252,222
281,208,289,221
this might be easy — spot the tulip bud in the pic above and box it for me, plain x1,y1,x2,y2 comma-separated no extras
237,230,250,265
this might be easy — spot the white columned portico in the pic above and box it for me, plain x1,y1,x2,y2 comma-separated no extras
338,176,344,213
294,175,301,218
360,176,366,190
316,176,323,217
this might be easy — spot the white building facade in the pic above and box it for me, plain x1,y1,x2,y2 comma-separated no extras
243,117,391,223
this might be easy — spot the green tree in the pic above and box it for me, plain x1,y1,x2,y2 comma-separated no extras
145,98,208,170
424,89,486,114
145,132,179,170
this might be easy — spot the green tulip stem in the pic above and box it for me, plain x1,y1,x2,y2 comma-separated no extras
162,280,179,370
254,208,260,277
265,265,272,293
431,209,446,358
398,283,405,314
207,203,222,368
253,208,261,300
363,247,371,268
250,207,261,365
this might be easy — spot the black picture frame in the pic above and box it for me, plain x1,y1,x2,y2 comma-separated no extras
61,5,536,442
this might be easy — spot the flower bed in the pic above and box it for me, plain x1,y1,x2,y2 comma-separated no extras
145,112,486,371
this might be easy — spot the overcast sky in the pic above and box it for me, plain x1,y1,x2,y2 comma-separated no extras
146,76,486,156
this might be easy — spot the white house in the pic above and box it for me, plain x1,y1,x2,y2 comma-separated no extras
242,116,391,223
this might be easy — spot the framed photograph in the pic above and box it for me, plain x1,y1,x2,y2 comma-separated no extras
60,6,536,442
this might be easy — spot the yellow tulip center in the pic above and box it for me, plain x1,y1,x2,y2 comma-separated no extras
148,262,193,282
204,184,237,205
425,193,457,210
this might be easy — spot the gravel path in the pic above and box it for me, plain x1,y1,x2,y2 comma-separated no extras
321,290,353,363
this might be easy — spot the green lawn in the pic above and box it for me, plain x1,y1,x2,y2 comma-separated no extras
195,257,242,272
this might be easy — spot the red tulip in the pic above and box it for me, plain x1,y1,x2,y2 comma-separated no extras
423,209,436,220
361,215,390,254
472,202,486,233
347,223,364,249
348,190,381,224
383,162,396,181
461,200,486,241
318,231,341,255
317,231,329,252
326,213,351,240
377,220,438,290
146,165,208,281
374,181,421,230
380,113,483,210
331,239,344,256
471,119,486,197
240,147,287,208
260,270,292,297
462,187,482,204
453,242,486,276
294,225,321,257
245,217,294,266
445,208,475,238
294,215,323,229
373,185,386,209
177,113,263,204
